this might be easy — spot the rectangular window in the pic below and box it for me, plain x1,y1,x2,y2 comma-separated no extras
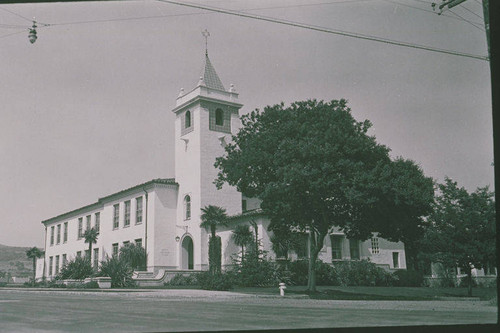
123,241,130,246
112,243,119,257
86,215,91,231
136,197,143,224
330,235,343,260
78,218,83,239
63,222,68,243
349,239,360,260
135,238,142,248
371,237,379,254
113,204,119,229
124,201,131,227
242,200,247,212
56,224,61,244
93,248,99,268
50,226,55,246
55,255,60,275
393,252,399,269
49,256,53,276
85,249,90,258
95,212,100,234
76,251,82,258
62,254,67,266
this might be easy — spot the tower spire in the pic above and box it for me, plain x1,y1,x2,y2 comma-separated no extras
202,29,210,56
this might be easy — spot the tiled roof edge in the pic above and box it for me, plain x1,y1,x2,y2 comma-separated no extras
41,178,177,225
226,208,265,221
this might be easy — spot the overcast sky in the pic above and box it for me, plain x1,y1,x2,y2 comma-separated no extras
0,0,492,247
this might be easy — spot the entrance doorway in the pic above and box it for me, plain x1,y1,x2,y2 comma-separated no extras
181,236,194,270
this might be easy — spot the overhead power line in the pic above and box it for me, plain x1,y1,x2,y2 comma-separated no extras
448,9,484,31
157,0,488,61
0,6,33,23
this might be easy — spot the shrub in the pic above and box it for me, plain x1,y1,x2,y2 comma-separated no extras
230,253,278,287
288,260,309,286
164,273,198,286
119,243,147,271
57,256,94,280
333,260,394,286
196,271,233,291
98,257,135,288
65,281,99,289
392,270,424,287
286,260,339,286
0,282,7,287
458,275,477,288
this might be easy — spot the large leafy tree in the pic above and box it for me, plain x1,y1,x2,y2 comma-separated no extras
200,205,228,274
215,99,433,291
421,178,496,296
350,157,434,269
26,247,43,286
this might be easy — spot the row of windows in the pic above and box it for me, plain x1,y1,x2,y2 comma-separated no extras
275,235,372,261
50,197,144,245
112,238,143,257
113,197,143,230
48,239,143,276
77,213,101,240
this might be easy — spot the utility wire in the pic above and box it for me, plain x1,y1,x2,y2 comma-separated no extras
46,11,211,27
385,0,480,26
0,29,26,39
38,0,376,27
448,9,484,31
461,3,483,20
0,6,33,23
157,0,488,61
0,23,28,29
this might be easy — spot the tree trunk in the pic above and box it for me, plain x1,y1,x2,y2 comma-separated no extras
208,236,222,275
466,267,473,297
306,230,326,293
89,243,93,266
32,257,36,287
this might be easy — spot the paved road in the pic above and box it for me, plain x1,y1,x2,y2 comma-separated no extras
0,288,496,332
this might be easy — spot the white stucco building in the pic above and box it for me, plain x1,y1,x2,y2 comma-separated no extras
38,51,406,280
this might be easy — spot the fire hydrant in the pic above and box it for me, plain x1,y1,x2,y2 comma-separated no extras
279,282,286,296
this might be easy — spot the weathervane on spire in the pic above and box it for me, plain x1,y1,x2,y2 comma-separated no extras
202,29,210,55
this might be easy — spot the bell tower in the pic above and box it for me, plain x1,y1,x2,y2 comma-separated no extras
172,31,243,270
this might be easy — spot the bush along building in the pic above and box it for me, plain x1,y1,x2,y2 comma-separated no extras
38,50,406,282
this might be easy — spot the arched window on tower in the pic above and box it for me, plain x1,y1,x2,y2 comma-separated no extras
185,110,191,129
184,195,191,220
215,108,224,126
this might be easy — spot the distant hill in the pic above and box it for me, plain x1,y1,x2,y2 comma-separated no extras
0,244,36,278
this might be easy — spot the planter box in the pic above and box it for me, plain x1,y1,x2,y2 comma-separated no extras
94,277,112,289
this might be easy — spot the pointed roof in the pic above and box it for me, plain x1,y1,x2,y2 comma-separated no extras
201,53,225,91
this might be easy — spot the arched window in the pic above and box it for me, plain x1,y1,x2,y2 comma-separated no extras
185,110,191,129
184,195,191,220
215,108,224,126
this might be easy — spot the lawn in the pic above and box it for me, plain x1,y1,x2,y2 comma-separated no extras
233,285,498,301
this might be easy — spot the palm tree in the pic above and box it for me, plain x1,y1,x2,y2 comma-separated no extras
200,205,228,238
200,205,228,274
26,247,43,286
231,225,253,259
83,227,99,264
